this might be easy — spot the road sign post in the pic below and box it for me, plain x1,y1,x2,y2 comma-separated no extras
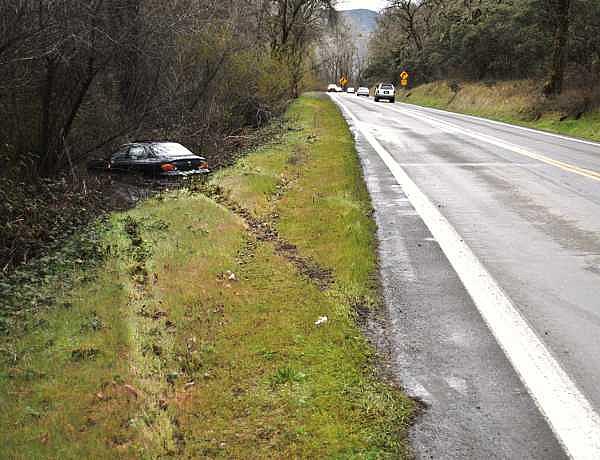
400,71,409,87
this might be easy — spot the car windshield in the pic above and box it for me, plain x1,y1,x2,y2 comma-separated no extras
150,143,194,158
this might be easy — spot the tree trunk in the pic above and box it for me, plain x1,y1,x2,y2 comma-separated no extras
544,0,571,96
40,57,56,172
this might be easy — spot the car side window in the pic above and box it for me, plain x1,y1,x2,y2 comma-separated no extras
128,146,147,160
111,148,129,161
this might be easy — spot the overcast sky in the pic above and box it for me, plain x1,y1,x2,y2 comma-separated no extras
336,0,389,11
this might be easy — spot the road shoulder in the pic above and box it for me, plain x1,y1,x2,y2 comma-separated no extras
332,93,566,459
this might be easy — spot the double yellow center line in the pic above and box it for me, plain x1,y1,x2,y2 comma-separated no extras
520,149,600,182
384,102,600,184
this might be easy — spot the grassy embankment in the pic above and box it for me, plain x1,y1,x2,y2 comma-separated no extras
402,80,600,141
0,94,414,459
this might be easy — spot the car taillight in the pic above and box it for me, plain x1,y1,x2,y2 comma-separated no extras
199,161,208,170
161,163,176,172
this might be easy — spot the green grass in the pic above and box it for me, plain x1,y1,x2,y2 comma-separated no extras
403,80,600,142
0,94,413,459
526,111,600,140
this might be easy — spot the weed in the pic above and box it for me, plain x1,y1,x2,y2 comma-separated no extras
71,347,101,361
257,349,278,360
270,366,307,386
80,311,104,332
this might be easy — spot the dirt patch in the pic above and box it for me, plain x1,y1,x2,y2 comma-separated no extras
287,144,309,166
201,185,334,291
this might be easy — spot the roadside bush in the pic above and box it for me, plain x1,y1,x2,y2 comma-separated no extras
0,175,118,272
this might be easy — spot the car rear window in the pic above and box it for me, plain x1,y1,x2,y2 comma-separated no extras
150,143,194,158
381,85,394,89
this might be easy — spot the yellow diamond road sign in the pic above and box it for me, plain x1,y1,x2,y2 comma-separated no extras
400,71,409,80
340,76,348,86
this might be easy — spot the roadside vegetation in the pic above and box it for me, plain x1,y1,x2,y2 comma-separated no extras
0,95,414,459
0,0,337,273
401,80,600,141
365,1,600,140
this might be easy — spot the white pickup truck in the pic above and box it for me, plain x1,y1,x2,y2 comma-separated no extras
374,83,395,103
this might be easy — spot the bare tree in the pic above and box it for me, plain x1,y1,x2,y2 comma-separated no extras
266,0,337,96
318,19,357,84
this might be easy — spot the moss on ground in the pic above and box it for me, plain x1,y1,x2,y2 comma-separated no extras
0,94,413,459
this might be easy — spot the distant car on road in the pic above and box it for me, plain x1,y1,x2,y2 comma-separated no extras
356,87,370,97
88,142,209,177
347,87,355,94
374,83,395,103
327,84,338,92
336,85,344,92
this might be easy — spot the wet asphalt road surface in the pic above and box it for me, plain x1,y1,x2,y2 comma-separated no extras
330,93,600,459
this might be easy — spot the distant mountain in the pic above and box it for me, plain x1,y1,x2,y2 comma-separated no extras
339,9,379,36
338,9,379,62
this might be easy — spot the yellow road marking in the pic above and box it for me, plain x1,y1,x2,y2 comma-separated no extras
382,102,600,184
521,150,600,182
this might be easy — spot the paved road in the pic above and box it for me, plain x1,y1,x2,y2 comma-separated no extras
330,94,600,459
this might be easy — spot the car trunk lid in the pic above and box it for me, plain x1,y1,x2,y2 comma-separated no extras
167,156,204,171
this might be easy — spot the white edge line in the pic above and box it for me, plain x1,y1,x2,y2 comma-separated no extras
396,100,600,149
330,93,600,460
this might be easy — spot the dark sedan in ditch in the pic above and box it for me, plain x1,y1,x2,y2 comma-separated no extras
89,142,209,177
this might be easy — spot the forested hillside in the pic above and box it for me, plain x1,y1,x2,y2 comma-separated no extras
367,0,599,97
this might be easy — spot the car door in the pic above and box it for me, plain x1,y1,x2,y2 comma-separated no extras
127,145,150,173
110,147,130,172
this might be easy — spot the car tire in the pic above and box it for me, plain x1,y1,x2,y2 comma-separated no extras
390,98,395,103
374,97,379,102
